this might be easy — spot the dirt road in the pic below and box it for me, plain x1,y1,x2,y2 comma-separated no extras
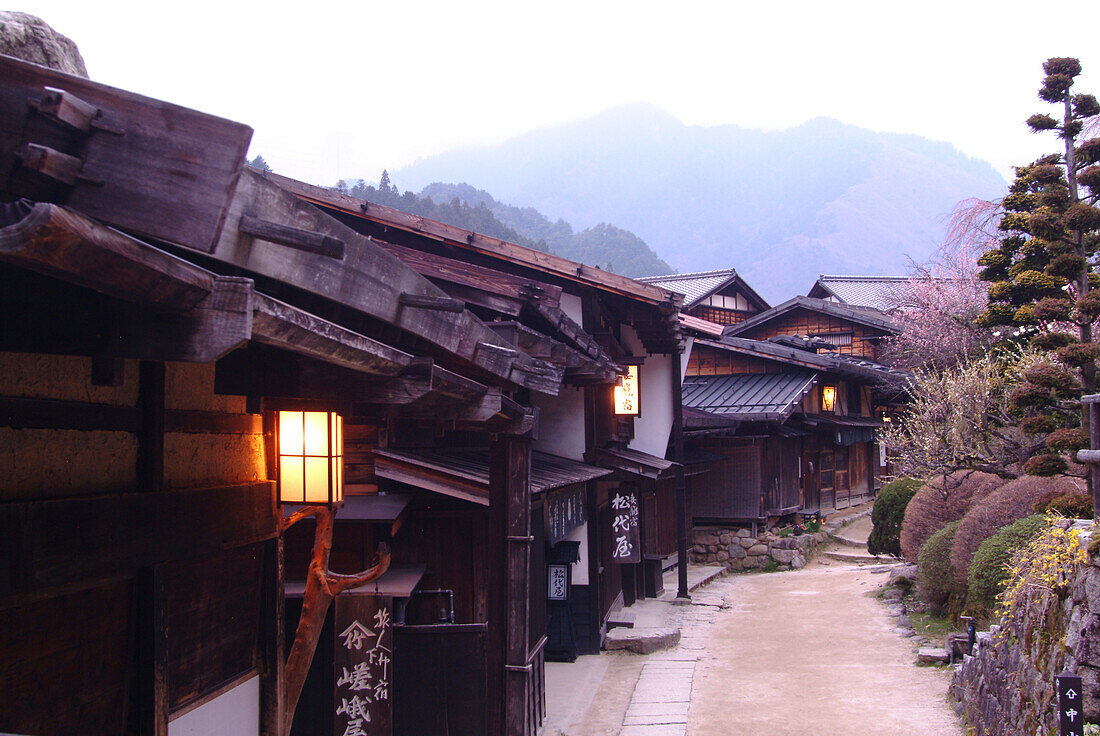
687,561,961,735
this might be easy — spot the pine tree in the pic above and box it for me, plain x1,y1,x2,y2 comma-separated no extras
977,57,1100,477
247,154,271,172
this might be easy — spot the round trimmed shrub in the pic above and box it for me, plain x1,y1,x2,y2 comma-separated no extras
918,520,964,614
966,514,1047,620
867,477,921,557
899,471,1008,563
1034,492,1093,519
950,474,1085,585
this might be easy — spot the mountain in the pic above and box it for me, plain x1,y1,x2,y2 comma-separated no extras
419,182,673,277
395,104,1008,302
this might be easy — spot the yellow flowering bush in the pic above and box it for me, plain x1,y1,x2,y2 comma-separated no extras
993,516,1089,651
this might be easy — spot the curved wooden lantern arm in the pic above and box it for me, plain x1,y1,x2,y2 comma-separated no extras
281,504,391,734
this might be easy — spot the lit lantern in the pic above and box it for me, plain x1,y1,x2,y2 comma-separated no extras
821,385,837,413
614,365,640,416
277,410,343,505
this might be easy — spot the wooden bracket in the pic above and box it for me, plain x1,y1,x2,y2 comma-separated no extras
397,293,465,313
17,143,86,185
239,215,345,260
32,86,125,135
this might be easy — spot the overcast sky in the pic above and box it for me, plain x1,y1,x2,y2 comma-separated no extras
19,1,1100,188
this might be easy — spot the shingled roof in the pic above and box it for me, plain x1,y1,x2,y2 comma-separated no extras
808,275,909,311
682,370,818,422
639,268,769,311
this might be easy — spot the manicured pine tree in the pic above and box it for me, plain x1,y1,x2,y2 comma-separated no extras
977,57,1100,476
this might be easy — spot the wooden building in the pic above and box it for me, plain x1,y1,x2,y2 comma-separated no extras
680,322,908,524
639,267,769,326
724,295,898,362
0,52,688,736
260,176,687,659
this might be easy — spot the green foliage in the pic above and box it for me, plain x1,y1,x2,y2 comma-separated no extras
966,514,1046,620
868,478,920,556
918,521,964,614
247,154,271,172
1044,427,1089,453
1034,491,1093,518
977,57,1100,477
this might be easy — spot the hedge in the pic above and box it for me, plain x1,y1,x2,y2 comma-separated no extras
918,520,964,614
899,471,1008,563
950,474,1085,586
868,477,921,557
966,514,1047,621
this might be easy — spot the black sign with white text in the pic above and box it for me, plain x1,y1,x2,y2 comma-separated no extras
1058,673,1084,736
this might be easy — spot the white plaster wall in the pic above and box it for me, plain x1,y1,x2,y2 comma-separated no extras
621,325,675,459
681,337,694,381
560,292,584,325
565,521,590,585
168,676,260,736
533,385,587,461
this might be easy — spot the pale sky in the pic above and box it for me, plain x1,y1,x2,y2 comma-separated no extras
17,1,1100,188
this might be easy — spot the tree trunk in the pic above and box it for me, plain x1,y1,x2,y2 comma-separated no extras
282,506,390,734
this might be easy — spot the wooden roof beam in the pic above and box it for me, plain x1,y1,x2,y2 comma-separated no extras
0,201,213,309
208,169,561,394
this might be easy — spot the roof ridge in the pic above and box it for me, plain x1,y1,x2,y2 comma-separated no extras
638,267,738,281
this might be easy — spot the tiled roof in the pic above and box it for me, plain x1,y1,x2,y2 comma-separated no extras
638,268,740,308
809,275,909,311
682,371,818,421
723,296,898,337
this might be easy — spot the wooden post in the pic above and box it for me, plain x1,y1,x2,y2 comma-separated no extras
1091,401,1100,519
490,433,532,736
670,351,690,600
260,535,286,736
134,565,168,735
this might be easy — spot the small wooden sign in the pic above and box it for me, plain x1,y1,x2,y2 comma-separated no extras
1057,673,1084,736
548,564,569,601
609,487,641,564
334,595,393,736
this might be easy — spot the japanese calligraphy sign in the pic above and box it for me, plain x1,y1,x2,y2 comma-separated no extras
547,484,587,544
1057,673,1084,736
548,564,569,601
609,487,641,564
614,365,640,416
334,595,393,736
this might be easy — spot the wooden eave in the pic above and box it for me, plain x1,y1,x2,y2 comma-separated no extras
584,446,680,481
373,448,612,506
203,169,563,395
264,170,680,308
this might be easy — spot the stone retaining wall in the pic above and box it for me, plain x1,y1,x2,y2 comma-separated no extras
690,526,829,571
951,520,1098,736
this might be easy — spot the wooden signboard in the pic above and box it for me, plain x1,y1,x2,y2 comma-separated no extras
609,487,641,564
334,595,393,736
548,564,569,601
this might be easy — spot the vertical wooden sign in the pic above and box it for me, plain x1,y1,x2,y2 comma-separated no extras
609,487,641,564
334,595,393,736
1057,673,1084,736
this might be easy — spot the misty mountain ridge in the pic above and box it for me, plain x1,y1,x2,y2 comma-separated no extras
333,177,674,278
394,103,1008,302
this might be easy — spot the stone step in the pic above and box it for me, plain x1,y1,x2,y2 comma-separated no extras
605,626,682,654
829,533,867,549
822,549,889,565
607,610,637,630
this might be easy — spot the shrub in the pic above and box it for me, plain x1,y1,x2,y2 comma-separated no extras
918,520,965,614
950,474,1086,585
867,478,921,557
966,514,1047,620
899,471,1008,563
1032,490,1093,518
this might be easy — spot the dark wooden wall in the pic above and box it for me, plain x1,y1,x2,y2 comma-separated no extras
733,307,886,360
